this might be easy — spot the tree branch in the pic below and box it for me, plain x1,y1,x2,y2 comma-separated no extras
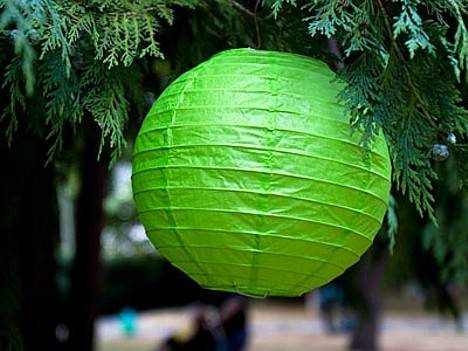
254,0,261,49
327,38,345,71
375,0,440,131
227,0,255,17
227,0,261,48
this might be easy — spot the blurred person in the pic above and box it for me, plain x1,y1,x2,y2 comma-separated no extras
446,282,465,332
219,296,248,351
118,307,138,337
305,290,320,316
319,282,345,334
157,304,225,351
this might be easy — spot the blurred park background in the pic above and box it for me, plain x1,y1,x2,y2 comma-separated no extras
1,1,467,351
73,159,468,351
58,157,468,351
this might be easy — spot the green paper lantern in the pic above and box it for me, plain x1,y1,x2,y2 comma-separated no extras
132,49,391,297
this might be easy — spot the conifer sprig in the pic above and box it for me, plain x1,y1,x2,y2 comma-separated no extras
0,0,197,163
273,0,468,217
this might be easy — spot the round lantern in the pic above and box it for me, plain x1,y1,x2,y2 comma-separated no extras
132,48,391,297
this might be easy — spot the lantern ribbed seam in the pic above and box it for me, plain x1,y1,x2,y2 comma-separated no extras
161,68,215,287
138,121,388,160
150,245,348,272
169,73,337,90
186,272,312,294
133,187,383,224
142,207,373,240
134,143,389,180
184,273,313,292
145,227,362,257
157,88,344,109
213,49,326,61
203,61,331,77
146,107,350,129
170,260,331,281
133,166,388,207
200,283,301,297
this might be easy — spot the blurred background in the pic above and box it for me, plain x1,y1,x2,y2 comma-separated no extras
1,1,467,351
56,156,468,351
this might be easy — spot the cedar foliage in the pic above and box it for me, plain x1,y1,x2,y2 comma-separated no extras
0,0,198,161
273,0,467,220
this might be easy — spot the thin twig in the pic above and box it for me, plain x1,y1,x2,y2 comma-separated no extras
227,0,261,48
228,0,255,17
254,0,261,48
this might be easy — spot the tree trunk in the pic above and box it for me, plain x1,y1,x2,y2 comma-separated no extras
349,246,388,351
68,123,107,351
0,135,59,351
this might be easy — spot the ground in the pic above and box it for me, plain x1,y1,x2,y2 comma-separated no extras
97,300,468,351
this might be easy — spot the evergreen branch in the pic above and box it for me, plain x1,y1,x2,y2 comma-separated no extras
1,58,26,143
0,0,196,161
292,0,467,216
376,0,439,131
